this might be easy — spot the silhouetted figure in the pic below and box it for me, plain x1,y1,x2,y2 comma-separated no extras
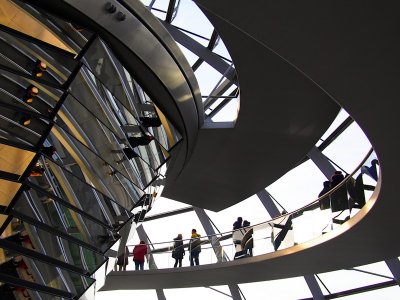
330,171,349,212
331,171,345,188
233,217,243,230
133,241,148,270
172,234,185,268
111,147,139,164
128,135,154,148
41,146,56,157
140,116,162,127
361,159,379,181
189,229,201,266
319,181,332,197
319,181,332,210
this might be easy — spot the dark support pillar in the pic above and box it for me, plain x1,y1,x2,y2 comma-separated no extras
194,207,227,262
256,189,281,218
136,225,167,300
385,258,400,285
307,146,336,179
257,190,325,299
304,274,325,300
228,285,243,300
194,208,242,300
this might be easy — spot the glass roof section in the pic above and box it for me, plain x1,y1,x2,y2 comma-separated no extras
140,0,240,124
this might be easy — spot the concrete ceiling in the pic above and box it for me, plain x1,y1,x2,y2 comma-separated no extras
163,0,340,211
102,1,400,289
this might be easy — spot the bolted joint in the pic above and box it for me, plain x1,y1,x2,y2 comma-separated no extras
105,2,117,13
116,11,126,21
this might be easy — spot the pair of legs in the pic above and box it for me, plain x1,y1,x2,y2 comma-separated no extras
118,264,127,271
190,252,199,266
134,260,144,270
174,258,182,268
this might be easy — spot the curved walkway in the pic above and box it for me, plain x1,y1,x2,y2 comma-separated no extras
102,1,400,289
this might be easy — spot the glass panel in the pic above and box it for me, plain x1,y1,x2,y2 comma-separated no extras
318,265,393,294
49,125,146,206
195,61,227,96
268,159,328,212
0,248,94,297
322,122,372,173
0,25,78,83
0,179,21,208
0,0,78,53
165,286,234,300
0,105,49,146
171,1,214,46
1,217,106,274
12,188,117,253
56,95,157,189
239,277,313,300
83,37,135,113
0,74,56,118
0,143,35,175
34,158,133,224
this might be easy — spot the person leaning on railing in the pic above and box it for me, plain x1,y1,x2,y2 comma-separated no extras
133,241,148,270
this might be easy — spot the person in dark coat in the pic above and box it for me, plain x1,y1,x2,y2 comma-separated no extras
172,233,185,268
116,246,129,271
128,135,154,148
318,180,332,210
139,116,162,127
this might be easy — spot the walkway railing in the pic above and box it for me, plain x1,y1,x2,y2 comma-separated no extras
118,149,378,270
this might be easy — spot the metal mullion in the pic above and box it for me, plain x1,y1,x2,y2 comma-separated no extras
143,206,193,222
0,273,73,299
165,0,177,23
0,169,20,182
205,89,238,119
42,155,135,215
0,99,52,121
0,137,36,152
24,181,114,231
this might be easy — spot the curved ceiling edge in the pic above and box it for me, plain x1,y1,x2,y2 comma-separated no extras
118,0,204,127
26,0,201,176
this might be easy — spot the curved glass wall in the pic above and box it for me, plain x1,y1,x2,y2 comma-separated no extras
0,1,180,298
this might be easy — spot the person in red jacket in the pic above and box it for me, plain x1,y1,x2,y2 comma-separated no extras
133,241,148,270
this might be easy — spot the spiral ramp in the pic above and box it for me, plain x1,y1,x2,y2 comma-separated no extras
102,0,400,291
0,0,398,299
